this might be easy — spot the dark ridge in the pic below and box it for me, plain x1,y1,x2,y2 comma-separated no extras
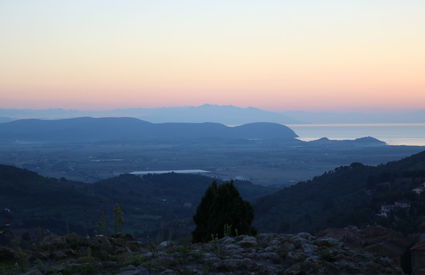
254,150,425,233
0,164,275,237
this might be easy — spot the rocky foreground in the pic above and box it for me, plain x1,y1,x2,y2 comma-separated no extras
0,232,403,275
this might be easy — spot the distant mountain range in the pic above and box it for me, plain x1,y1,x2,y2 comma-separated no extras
0,117,298,143
0,105,300,124
0,105,424,124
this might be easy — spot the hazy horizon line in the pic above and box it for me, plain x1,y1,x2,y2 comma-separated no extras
0,104,424,113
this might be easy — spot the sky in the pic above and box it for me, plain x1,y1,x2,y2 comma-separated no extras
0,0,424,111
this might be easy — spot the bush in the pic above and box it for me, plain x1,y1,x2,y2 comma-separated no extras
192,181,256,243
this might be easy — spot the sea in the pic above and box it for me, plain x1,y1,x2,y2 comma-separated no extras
286,123,425,146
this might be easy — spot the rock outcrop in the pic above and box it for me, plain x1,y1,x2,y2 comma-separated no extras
318,225,416,266
1,232,402,274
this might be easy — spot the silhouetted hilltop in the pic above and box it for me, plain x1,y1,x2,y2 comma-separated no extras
0,164,88,206
0,117,298,143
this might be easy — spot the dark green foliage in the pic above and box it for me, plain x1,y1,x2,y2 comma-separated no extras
113,204,125,234
96,210,109,235
192,181,256,243
255,150,425,234
0,165,272,240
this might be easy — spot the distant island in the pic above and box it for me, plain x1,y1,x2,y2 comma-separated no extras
307,136,386,147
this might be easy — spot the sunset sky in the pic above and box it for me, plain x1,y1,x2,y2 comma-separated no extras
0,0,424,111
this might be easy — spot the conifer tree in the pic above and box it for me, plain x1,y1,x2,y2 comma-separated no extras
113,203,125,234
192,181,256,243
96,210,109,235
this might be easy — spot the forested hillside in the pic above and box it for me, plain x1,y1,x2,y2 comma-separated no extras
255,150,425,233
0,165,274,240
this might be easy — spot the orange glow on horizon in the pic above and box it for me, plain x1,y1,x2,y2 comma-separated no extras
0,1,424,111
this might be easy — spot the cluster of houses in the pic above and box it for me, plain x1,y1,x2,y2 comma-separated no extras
412,182,425,195
0,208,12,237
377,201,411,217
375,182,425,218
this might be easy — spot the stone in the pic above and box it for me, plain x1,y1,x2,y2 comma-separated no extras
116,267,150,275
22,268,43,275
264,245,278,252
102,261,118,267
160,269,178,274
51,249,67,259
159,241,171,248
14,232,403,274
143,252,154,258
296,232,314,240
238,236,257,247
314,237,340,248
0,246,16,260
120,264,137,271
220,236,235,244
223,243,241,250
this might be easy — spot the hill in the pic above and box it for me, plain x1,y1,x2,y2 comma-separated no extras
307,136,386,147
0,164,274,239
254,150,425,234
0,117,298,143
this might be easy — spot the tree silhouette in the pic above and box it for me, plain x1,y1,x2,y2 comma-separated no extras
113,203,125,234
192,181,256,243
96,210,109,235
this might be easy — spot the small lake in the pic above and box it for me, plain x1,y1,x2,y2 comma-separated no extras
130,169,210,175
287,123,425,146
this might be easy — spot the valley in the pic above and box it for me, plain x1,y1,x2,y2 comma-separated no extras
0,118,423,186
